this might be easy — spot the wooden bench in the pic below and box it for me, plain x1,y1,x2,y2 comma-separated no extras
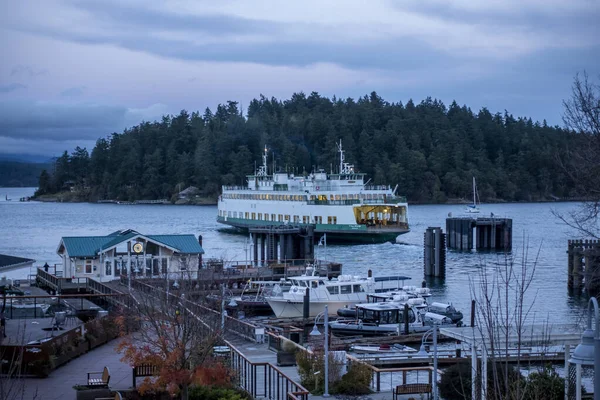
87,366,110,388
132,364,159,388
392,383,432,400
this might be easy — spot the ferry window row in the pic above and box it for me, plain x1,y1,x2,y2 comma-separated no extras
221,193,386,201
218,210,334,224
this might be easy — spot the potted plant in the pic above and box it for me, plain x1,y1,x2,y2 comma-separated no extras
73,385,112,400
276,339,297,366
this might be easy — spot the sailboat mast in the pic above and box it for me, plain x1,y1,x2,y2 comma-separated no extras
473,177,476,206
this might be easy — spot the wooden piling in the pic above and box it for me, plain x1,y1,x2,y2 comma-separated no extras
446,217,512,252
424,227,446,278
567,239,600,295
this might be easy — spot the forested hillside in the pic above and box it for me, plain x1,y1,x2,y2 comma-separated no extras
35,92,578,203
0,161,49,187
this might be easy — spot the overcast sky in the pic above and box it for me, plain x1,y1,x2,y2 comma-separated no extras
1,0,598,157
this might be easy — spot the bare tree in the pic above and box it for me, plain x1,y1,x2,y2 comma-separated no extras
117,272,227,400
469,241,547,400
0,321,39,400
556,71,600,238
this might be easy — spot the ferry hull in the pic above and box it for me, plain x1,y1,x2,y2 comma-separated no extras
217,217,408,244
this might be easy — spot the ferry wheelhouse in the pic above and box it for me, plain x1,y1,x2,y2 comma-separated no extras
217,141,410,243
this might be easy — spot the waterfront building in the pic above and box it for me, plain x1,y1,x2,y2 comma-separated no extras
57,229,204,282
0,253,35,272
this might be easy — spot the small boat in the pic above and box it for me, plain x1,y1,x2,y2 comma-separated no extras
350,343,416,354
464,176,480,213
5,194,11,202
428,302,464,323
330,300,461,337
229,280,291,315
329,302,428,336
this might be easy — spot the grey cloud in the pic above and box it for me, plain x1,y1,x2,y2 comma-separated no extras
0,100,169,142
60,86,86,97
15,23,457,71
0,101,127,140
398,3,600,41
0,137,98,157
10,65,49,77
68,0,281,35
0,83,27,93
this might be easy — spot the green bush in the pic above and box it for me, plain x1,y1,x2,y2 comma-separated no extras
331,362,372,395
439,363,472,400
520,365,587,400
439,362,524,400
188,386,251,400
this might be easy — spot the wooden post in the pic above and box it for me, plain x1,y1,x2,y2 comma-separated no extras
424,228,433,276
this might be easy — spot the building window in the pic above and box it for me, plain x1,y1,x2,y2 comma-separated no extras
85,260,93,274
105,261,112,276
258,213,263,220
252,212,256,219
161,258,168,274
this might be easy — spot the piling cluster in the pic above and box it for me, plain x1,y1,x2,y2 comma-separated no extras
567,239,600,295
445,217,512,251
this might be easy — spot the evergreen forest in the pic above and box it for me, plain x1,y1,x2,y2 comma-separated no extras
35,92,581,204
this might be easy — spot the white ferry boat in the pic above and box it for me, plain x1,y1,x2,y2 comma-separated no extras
217,140,409,243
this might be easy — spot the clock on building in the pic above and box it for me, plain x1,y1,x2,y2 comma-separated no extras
133,243,143,254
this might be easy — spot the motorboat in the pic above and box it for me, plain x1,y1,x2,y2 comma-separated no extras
329,302,428,336
349,343,416,354
329,300,459,336
428,302,463,323
228,280,291,315
265,269,411,318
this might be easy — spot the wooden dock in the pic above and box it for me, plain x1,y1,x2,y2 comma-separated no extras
446,217,512,251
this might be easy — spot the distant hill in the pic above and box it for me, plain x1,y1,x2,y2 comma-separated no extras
33,92,580,203
0,161,49,187
0,153,52,163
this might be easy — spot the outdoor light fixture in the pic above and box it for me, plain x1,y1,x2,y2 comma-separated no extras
311,305,329,397
416,325,439,400
569,297,600,400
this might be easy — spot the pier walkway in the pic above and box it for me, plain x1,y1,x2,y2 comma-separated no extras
20,334,419,400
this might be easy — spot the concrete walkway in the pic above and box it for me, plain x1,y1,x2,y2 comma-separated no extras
22,337,131,400
19,336,425,400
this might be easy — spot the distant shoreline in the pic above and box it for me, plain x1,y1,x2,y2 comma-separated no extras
30,192,590,207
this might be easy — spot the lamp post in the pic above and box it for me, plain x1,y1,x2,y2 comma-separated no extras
416,324,439,400
569,297,600,400
310,305,329,397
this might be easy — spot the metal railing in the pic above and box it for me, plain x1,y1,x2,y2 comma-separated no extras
228,341,309,400
346,354,440,392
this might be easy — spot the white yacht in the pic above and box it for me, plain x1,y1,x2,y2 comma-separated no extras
265,272,409,318
217,140,409,243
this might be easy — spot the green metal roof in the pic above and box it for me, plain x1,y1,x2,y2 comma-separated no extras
59,231,204,257
147,235,204,254
61,236,115,257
